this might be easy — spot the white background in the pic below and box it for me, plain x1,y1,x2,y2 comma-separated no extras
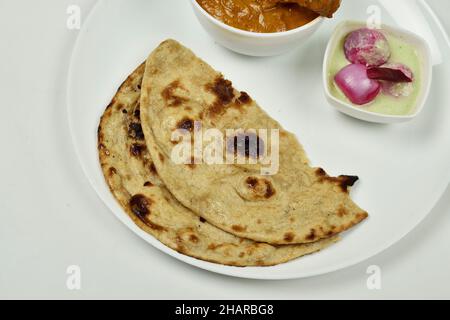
0,0,449,299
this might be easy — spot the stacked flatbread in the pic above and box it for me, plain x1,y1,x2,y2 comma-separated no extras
98,40,367,267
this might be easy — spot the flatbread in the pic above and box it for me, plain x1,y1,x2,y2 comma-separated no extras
98,63,337,267
140,40,368,245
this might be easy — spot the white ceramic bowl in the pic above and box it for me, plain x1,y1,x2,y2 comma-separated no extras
190,0,324,57
323,21,432,124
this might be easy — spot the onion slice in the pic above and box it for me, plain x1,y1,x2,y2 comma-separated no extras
367,63,413,83
335,64,381,105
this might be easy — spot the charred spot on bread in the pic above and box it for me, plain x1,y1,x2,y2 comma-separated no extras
316,168,359,193
232,225,247,232
108,167,117,176
162,80,188,107
129,194,151,220
245,177,276,199
149,163,157,174
237,91,252,104
284,232,295,242
130,143,146,157
128,122,144,140
176,117,194,132
209,76,235,105
305,229,317,241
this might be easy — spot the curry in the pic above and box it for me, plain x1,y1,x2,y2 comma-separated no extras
196,0,320,33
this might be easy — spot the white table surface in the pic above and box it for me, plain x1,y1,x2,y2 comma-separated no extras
0,0,449,300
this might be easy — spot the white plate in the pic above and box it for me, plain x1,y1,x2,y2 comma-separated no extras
67,0,450,280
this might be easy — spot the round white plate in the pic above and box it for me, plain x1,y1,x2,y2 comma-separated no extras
67,0,450,279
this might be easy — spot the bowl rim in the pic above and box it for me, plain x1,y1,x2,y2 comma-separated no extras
322,20,433,122
191,0,325,38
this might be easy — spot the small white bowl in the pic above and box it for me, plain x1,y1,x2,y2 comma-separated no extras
191,0,324,57
323,21,432,124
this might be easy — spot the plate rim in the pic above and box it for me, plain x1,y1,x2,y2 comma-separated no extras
66,0,450,280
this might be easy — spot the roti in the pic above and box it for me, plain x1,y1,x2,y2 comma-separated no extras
140,40,368,245
98,63,337,267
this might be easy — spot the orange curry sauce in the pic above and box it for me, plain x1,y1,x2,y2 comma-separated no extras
197,0,319,33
